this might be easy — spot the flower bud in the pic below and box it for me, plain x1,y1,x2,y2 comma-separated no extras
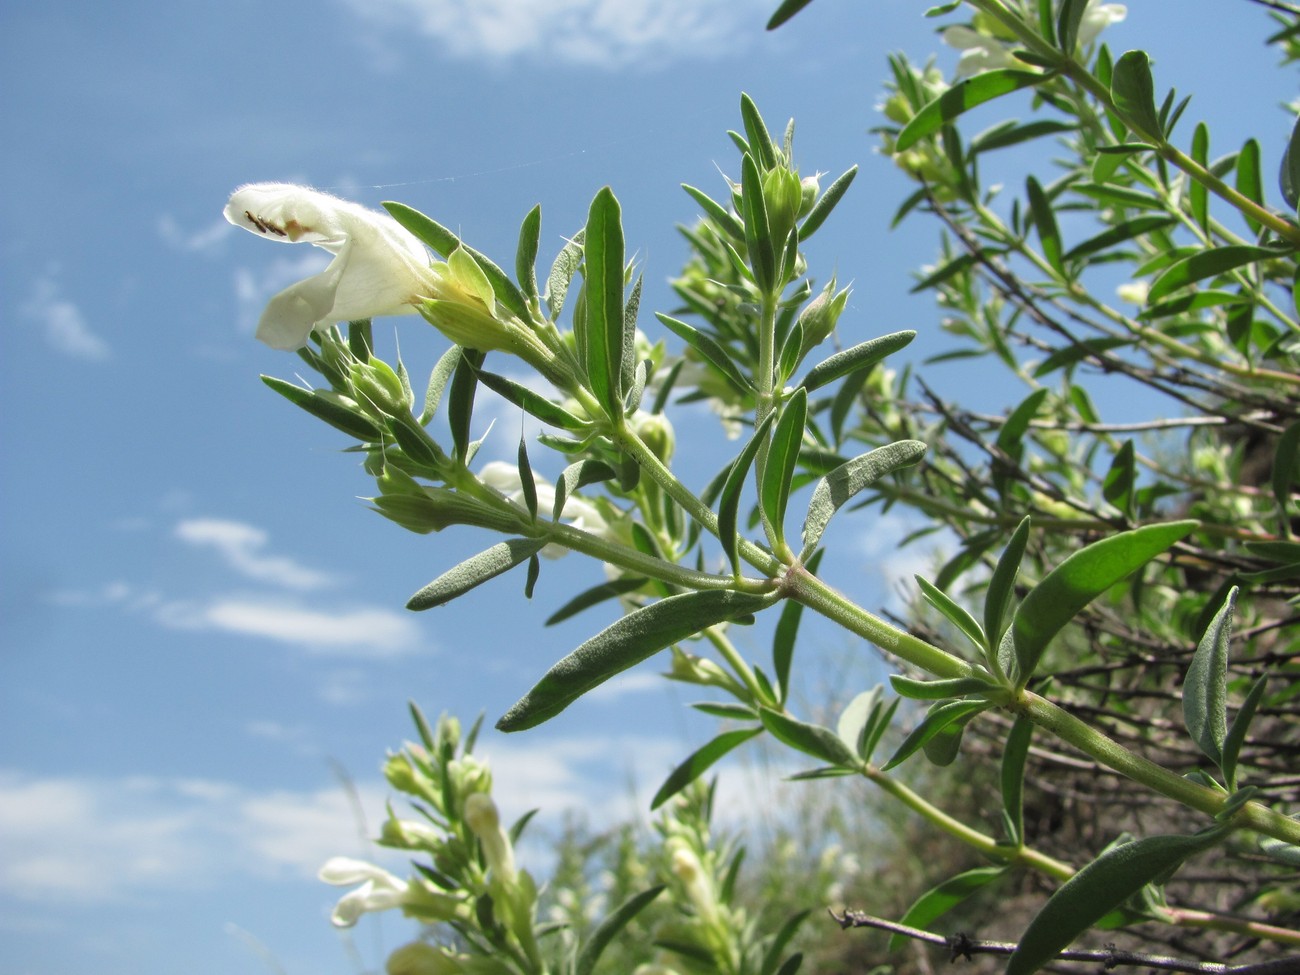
762,168,803,248
798,174,820,218
464,793,516,883
796,280,849,359
351,359,412,418
387,942,463,975
631,410,675,464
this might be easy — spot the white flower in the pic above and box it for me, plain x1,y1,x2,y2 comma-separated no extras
224,183,434,350
318,856,410,927
942,25,1019,78
1077,1,1126,49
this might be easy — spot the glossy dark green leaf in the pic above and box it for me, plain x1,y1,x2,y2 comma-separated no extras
1184,586,1236,768
544,229,584,322
574,885,666,975
881,699,989,771
1147,245,1282,303
1109,50,1162,139
985,516,1030,656
261,376,383,442
890,867,1007,952
655,313,753,395
1006,826,1232,975
544,576,647,626
914,576,985,653
1001,714,1033,845
895,70,1046,153
760,388,807,547
719,413,776,576
800,330,915,392
1011,521,1197,685
1236,138,1264,235
498,589,771,731
800,440,928,557
798,165,857,239
766,0,816,30
1026,176,1063,274
1056,0,1088,55
384,202,529,320
407,538,550,610
759,706,861,768
448,348,485,462
583,186,628,414
740,152,776,292
473,369,587,431
651,728,763,809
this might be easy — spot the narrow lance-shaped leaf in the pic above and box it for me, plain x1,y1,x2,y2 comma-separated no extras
448,348,485,463
473,369,588,431
914,576,985,654
1055,0,1088,55
1222,675,1268,791
984,516,1030,659
651,728,763,810
1006,825,1233,975
1001,714,1033,846
1026,176,1063,275
574,885,666,975
801,440,928,557
800,330,915,392
261,376,383,442
1236,138,1264,235
1102,439,1136,519
1273,420,1300,530
1011,521,1197,686
740,152,776,293
759,706,861,768
656,312,754,396
739,92,779,171
421,344,464,424
545,229,585,322
766,0,816,30
890,867,1007,952
760,388,807,549
1281,111,1300,211
516,204,541,303
771,548,823,701
798,164,857,240
497,590,771,731
895,70,1046,153
1147,244,1283,303
881,699,989,771
583,187,627,414
719,413,776,576
407,538,550,611
1184,586,1236,768
1190,122,1210,232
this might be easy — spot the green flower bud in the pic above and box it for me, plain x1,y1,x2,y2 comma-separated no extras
796,279,849,359
351,358,411,417
798,174,820,218
464,793,516,884
387,941,463,975
632,410,675,464
762,168,802,248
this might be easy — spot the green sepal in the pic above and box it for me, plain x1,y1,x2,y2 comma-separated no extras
497,590,771,731
407,538,550,610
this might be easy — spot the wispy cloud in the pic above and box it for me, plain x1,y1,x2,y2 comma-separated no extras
175,518,336,591
20,273,111,361
233,252,328,335
157,213,233,255
337,0,769,69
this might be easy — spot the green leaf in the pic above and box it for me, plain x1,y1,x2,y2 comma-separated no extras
1109,50,1162,139
890,867,1007,952
800,330,915,392
1026,176,1063,274
800,441,927,557
682,183,746,241
798,165,857,239
1060,216,1178,266
1001,714,1033,845
760,388,807,547
718,413,775,575
772,549,823,701
1184,586,1236,769
881,699,989,771
970,119,1076,154
740,152,776,292
384,202,529,321
759,706,861,768
448,348,485,463
1281,112,1300,211
895,70,1047,153
1055,0,1088,54
1147,245,1283,303
473,369,588,431
574,885,665,975
766,0,816,30
1273,420,1300,529
407,538,550,610
1006,826,1232,975
1236,138,1264,235
420,344,463,424
583,186,628,414
261,377,383,442
651,729,762,809
760,911,811,975
516,438,538,521
655,312,753,396
544,229,585,322
1191,122,1210,232
1222,674,1267,792
552,459,617,522
888,674,997,700
1102,439,1136,518
544,576,647,626
497,590,771,731
516,204,541,304
985,516,1030,658
913,576,985,653
1011,521,1196,685
739,93,779,171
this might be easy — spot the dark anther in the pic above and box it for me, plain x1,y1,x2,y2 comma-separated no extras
947,932,975,963
244,210,287,236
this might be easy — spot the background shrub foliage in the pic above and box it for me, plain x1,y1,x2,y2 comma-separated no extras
255,1,1300,972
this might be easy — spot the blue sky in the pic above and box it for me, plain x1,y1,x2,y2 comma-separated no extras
1,2,1291,973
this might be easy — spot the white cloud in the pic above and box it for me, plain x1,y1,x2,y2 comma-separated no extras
855,510,958,612
157,213,232,254
233,251,329,334
175,518,336,591
20,274,110,361
157,595,424,658
338,0,768,69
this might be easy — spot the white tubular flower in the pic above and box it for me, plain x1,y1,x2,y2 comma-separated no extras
1077,1,1126,49
941,25,1018,78
318,856,410,927
224,183,434,350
